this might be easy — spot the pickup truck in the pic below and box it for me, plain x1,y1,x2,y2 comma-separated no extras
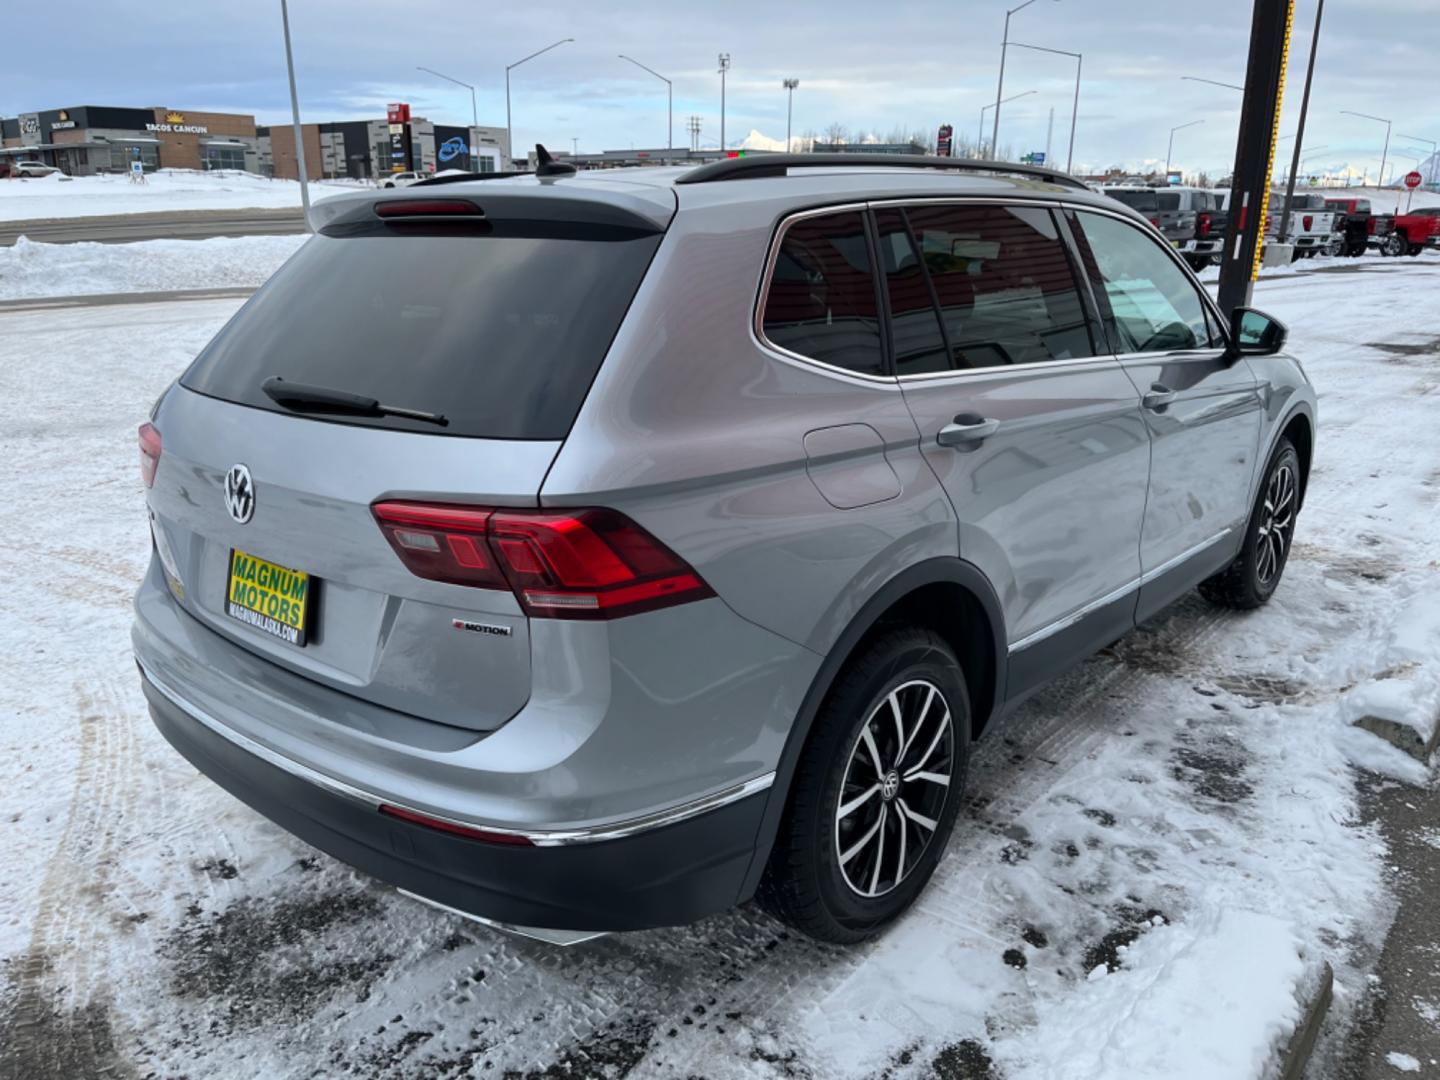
1102,186,1226,271
1385,206,1440,257
1265,193,1337,259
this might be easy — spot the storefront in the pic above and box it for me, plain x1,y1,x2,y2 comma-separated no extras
1,106,259,176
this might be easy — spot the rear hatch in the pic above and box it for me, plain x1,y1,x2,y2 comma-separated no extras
147,182,672,731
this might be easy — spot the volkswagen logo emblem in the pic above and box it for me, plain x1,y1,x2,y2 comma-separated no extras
223,464,255,524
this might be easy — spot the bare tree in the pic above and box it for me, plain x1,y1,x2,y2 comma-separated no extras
822,122,849,147
909,128,934,154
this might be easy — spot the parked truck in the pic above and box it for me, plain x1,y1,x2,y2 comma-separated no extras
1265,193,1337,260
1323,197,1392,257
1385,206,1440,257
1102,186,1227,271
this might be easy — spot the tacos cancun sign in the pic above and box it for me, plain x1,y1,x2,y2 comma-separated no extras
146,112,209,135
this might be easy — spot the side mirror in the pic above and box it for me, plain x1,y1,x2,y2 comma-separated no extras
1227,307,1288,359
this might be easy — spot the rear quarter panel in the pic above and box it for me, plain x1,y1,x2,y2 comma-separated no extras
540,195,959,656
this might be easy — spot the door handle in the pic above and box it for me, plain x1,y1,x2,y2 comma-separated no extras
1143,384,1178,411
937,413,1000,448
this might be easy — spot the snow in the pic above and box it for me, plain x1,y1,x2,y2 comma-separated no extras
0,168,361,222
1,247,1438,1077
0,233,306,300
1011,911,1306,1080
1386,1051,1421,1072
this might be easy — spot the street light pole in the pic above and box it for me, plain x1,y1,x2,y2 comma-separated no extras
506,37,574,169
1278,0,1323,244
718,54,731,152
991,0,1056,162
417,66,477,167
1179,75,1246,92
1397,133,1437,186
279,0,310,225
979,90,1036,158
783,78,799,153
1009,41,1082,172
618,55,672,151
1166,119,1204,177
1341,109,1392,197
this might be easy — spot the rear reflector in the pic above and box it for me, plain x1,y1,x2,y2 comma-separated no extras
139,422,161,488
372,501,714,620
375,199,484,219
379,804,534,846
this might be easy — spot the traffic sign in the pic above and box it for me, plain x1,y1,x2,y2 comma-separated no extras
1404,170,1423,190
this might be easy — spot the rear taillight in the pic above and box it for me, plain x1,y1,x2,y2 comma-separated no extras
378,803,533,846
372,502,714,620
1148,217,1161,229
1303,214,1314,232
1198,211,1212,238
138,422,161,488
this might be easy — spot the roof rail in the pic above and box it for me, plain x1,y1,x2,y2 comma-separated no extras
674,152,1090,191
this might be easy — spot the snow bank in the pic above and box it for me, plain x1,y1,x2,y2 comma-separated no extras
0,234,306,300
0,168,359,221
1010,911,1307,1080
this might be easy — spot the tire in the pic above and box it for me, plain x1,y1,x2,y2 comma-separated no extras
1324,238,1344,257
1407,244,1423,257
1382,232,1406,257
1184,255,1210,273
757,628,970,943
1199,439,1301,610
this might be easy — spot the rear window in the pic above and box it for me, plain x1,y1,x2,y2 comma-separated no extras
181,209,663,439
1105,190,1159,213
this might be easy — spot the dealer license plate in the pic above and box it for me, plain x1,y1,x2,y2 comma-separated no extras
226,549,312,646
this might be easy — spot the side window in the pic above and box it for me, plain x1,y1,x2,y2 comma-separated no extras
1074,211,1217,353
874,209,950,376
904,202,1096,370
1156,192,1182,211
761,210,885,377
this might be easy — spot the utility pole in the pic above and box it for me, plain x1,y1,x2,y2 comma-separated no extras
1045,106,1054,165
279,0,310,226
783,78,799,153
687,115,702,153
1278,0,1323,243
1217,0,1295,316
618,55,672,151
718,54,731,151
506,38,574,170
1166,119,1204,178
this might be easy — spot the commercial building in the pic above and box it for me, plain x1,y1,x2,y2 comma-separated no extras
812,141,929,156
259,116,509,181
562,147,766,170
1,106,259,175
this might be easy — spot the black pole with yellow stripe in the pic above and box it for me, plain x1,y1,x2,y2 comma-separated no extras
1217,0,1296,315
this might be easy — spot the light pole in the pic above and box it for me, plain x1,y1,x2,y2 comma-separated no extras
506,38,573,168
783,78,799,153
1397,133,1437,186
1166,119,1204,178
718,54,731,152
279,0,310,224
417,66,477,167
1341,109,1392,195
979,90,1036,157
618,54,672,151
991,0,1058,163
1008,41,1082,172
1179,75,1245,92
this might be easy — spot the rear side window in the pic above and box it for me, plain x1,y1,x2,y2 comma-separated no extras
181,209,663,439
761,211,884,377
1074,211,1217,353
1106,189,1159,213
1155,193,1181,211
903,203,1096,370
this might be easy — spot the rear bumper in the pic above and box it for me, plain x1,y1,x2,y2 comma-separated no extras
1176,239,1221,255
143,669,768,931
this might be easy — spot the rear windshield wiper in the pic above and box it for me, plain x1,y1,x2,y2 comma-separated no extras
261,376,448,427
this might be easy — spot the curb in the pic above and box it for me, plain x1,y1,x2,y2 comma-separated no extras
1277,960,1334,1080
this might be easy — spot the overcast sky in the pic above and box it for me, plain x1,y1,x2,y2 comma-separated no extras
7,0,1438,177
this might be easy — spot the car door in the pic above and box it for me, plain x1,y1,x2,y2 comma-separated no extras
878,201,1151,696
1067,207,1262,621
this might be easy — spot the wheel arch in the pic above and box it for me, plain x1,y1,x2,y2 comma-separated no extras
1277,405,1314,509
736,558,1007,904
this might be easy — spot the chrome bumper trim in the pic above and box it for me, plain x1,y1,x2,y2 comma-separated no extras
138,658,776,847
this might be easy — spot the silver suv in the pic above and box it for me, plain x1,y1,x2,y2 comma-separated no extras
133,154,1315,944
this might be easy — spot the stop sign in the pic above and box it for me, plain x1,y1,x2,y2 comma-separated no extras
1404,170,1423,189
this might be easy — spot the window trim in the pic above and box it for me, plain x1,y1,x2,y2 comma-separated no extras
751,201,899,387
